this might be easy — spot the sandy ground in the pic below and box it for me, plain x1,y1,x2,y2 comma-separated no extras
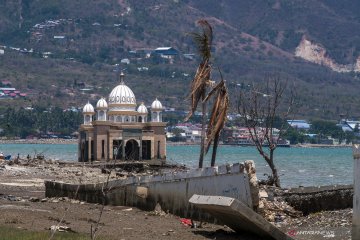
0,159,352,240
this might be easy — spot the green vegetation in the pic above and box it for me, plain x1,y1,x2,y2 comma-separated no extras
0,106,81,138
282,119,360,144
0,226,88,240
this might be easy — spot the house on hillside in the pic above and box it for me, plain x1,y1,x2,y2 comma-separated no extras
129,49,153,58
287,120,311,130
1,81,12,87
337,119,360,132
154,47,178,58
121,58,130,64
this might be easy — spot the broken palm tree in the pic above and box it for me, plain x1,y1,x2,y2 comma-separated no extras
185,19,213,168
186,20,229,168
204,70,229,167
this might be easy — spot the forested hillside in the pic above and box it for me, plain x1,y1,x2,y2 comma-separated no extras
0,0,360,119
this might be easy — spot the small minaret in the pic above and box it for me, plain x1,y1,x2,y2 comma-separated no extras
96,97,108,121
151,98,163,122
137,102,148,123
82,102,95,125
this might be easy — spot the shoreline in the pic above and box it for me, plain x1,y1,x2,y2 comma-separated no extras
0,139,353,148
0,139,77,145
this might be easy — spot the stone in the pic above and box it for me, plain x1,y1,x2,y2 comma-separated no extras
259,190,269,198
189,194,293,240
136,186,148,199
7,195,16,201
245,160,259,210
29,197,40,202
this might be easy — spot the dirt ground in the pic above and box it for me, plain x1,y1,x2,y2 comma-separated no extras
0,160,262,240
0,160,352,240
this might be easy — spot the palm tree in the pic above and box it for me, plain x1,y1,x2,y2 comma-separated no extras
204,70,229,166
186,20,213,168
186,20,229,168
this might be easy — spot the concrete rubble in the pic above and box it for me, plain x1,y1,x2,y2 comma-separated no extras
189,194,293,240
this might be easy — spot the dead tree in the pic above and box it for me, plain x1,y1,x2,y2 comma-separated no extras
185,20,213,168
237,77,294,187
186,20,229,168
204,70,229,167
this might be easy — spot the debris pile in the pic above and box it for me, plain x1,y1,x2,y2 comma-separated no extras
258,186,302,226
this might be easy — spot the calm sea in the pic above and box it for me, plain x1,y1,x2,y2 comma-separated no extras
0,143,353,188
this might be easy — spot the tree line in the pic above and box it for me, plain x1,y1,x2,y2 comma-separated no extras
0,106,82,138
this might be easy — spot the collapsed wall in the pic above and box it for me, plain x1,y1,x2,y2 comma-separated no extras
45,161,258,218
283,185,353,215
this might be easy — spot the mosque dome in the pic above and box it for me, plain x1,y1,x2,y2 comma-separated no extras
96,97,108,109
137,102,148,114
108,83,136,106
151,98,163,110
83,102,95,113
108,73,137,112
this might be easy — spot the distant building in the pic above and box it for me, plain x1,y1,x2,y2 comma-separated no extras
53,36,65,39
154,47,178,58
130,49,153,58
0,49,4,55
337,119,360,132
1,81,11,87
287,120,311,130
120,58,130,64
183,53,195,60
78,73,166,162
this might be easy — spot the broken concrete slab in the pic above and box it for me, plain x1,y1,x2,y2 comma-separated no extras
189,194,293,240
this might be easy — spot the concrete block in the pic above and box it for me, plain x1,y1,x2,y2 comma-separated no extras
140,175,152,183
173,171,187,180
189,194,292,240
123,176,135,185
231,163,240,173
164,172,174,181
151,175,163,182
218,165,228,175
203,167,216,177
187,168,203,178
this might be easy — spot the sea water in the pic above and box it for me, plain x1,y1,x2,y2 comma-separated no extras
0,143,353,188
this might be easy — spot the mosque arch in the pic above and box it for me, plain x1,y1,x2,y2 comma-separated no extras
125,139,139,160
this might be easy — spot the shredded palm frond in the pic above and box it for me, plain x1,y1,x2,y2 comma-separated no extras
205,77,229,153
185,20,213,121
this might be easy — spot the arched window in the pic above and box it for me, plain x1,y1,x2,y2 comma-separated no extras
116,116,122,122
125,116,130,122
152,112,157,122
139,116,142,122
99,111,104,120
85,115,91,123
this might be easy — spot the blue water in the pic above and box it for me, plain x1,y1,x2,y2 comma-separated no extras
0,143,353,188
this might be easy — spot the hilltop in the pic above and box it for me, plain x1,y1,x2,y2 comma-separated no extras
1,0,360,119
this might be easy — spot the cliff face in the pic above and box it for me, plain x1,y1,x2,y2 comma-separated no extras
295,37,359,73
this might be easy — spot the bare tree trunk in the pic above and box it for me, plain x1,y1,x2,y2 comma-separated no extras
210,134,219,167
269,149,280,187
199,95,206,168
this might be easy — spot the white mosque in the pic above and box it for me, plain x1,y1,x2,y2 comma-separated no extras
78,72,166,162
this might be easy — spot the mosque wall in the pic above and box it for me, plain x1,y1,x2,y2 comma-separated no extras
79,73,167,162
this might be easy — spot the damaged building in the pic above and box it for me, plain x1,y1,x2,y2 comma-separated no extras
78,72,166,162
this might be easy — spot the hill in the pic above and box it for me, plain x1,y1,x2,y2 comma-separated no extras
0,0,360,119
